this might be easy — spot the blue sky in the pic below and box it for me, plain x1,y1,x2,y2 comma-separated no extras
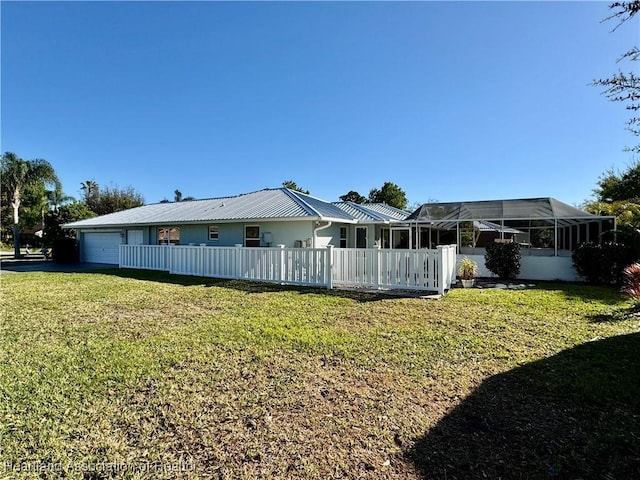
2,1,638,209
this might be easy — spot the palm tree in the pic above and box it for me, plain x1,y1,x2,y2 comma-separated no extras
81,180,99,203
47,185,74,213
1,152,59,257
81,180,99,212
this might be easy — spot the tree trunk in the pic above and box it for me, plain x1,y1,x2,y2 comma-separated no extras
12,196,20,258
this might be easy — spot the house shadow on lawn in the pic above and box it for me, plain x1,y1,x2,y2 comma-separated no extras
408,332,640,479
94,268,393,303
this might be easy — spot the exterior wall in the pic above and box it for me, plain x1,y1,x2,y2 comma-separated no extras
83,221,371,252
460,254,581,282
314,223,343,248
142,221,321,248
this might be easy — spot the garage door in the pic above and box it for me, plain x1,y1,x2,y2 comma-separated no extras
83,232,122,264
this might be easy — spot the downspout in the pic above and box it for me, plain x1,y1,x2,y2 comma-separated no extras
313,221,332,248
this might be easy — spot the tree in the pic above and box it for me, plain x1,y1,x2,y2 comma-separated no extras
339,190,367,204
585,200,640,228
81,180,99,210
1,152,59,257
44,201,96,244
584,161,640,230
170,189,195,202
592,161,640,202
47,184,74,213
584,161,640,259
88,184,144,215
593,1,640,151
368,182,408,210
282,181,310,194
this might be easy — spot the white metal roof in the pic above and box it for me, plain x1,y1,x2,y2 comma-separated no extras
332,202,408,222
64,190,611,232
64,188,356,229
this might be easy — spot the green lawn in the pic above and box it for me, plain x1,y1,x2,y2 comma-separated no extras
1,270,639,479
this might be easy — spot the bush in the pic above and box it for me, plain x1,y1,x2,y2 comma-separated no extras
52,238,79,264
484,242,521,280
572,242,632,285
622,263,640,299
601,226,640,262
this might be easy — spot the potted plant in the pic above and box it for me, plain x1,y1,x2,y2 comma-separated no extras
458,257,479,288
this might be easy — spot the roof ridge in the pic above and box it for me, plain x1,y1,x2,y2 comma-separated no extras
281,188,321,217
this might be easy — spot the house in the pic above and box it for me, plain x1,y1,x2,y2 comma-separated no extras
64,189,614,283
64,188,408,264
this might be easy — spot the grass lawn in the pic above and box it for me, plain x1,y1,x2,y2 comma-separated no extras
1,269,639,479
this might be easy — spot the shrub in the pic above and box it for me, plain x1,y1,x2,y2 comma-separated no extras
572,242,632,285
484,242,521,280
622,263,640,299
458,257,479,280
601,225,640,262
52,238,79,264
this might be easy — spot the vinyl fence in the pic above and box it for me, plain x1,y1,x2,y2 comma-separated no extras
120,244,457,294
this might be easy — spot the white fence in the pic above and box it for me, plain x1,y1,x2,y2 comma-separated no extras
120,244,457,294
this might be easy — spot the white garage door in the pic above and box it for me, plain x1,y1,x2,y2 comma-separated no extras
83,232,122,264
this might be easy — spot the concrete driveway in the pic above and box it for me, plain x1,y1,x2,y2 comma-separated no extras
0,259,118,274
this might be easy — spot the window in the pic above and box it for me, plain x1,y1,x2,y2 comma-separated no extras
209,226,219,241
339,227,347,248
381,228,390,249
158,227,180,245
356,227,367,249
392,228,409,249
245,225,260,247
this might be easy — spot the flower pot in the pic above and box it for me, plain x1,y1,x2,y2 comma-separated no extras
461,279,475,288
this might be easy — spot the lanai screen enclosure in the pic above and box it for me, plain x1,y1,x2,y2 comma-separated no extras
405,198,616,256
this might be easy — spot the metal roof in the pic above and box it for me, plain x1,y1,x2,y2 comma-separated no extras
406,197,612,228
332,202,408,222
65,191,611,231
64,188,356,229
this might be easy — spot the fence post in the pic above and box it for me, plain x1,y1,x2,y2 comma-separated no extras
235,244,242,280
326,245,333,290
374,246,381,289
437,245,445,295
449,245,457,288
278,244,285,284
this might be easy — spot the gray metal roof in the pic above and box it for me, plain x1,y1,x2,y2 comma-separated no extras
332,202,408,222
65,190,609,231
359,203,410,221
406,197,613,228
64,188,356,229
